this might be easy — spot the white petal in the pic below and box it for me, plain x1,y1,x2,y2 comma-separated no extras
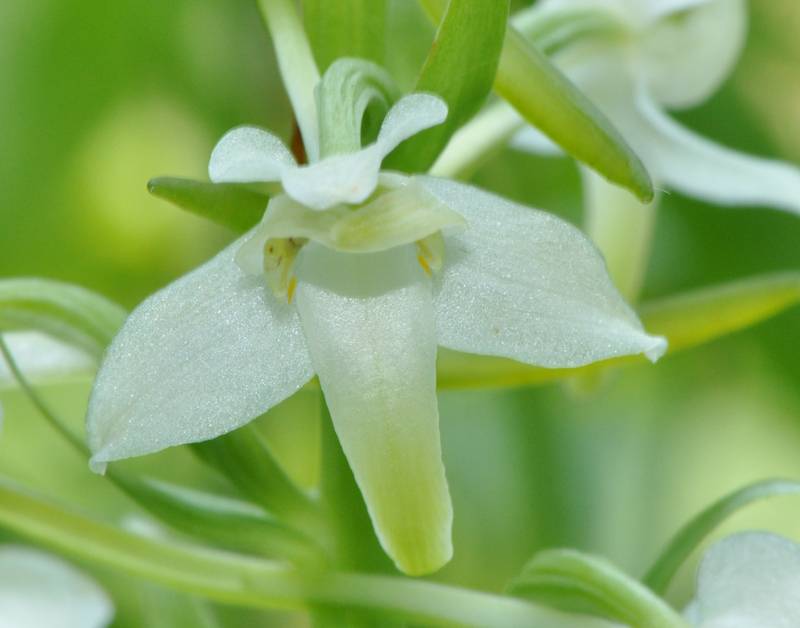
87,234,314,471
0,331,95,389
0,546,113,628
208,126,296,183
294,244,453,576
279,94,447,211
374,93,448,158
280,146,383,210
420,177,666,367
631,91,800,214
261,181,465,253
686,532,800,628
639,0,747,109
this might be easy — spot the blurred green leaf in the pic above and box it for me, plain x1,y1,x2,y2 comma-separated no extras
304,0,388,71
508,548,685,627
643,479,800,594
148,177,267,233
316,58,400,156
0,278,126,359
437,272,800,390
192,423,324,536
640,271,800,353
418,0,652,200
386,0,509,171
112,475,324,569
495,27,652,201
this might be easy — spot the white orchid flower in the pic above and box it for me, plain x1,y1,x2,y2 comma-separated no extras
684,531,800,627
462,0,800,301
86,92,666,575
513,0,800,215
0,545,113,628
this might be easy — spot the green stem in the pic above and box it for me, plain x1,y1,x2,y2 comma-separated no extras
0,477,589,627
257,0,321,162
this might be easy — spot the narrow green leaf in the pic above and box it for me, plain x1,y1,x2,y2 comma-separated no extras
316,58,400,157
0,477,607,626
148,177,267,233
643,479,800,594
191,422,324,536
640,272,800,354
436,272,800,390
304,0,388,71
0,278,126,360
386,0,509,172
495,27,653,201
419,0,652,200
509,549,686,627
112,475,325,568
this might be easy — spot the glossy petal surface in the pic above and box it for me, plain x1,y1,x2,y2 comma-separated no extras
686,532,800,628
0,546,113,628
294,244,452,575
87,235,314,471
421,177,666,367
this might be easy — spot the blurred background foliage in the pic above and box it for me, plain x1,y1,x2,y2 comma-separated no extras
2,0,800,625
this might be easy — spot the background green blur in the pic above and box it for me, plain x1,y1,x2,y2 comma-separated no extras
2,1,800,625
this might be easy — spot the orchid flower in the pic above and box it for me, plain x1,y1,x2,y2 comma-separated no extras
435,0,800,300
0,545,113,628
86,92,666,575
684,531,800,627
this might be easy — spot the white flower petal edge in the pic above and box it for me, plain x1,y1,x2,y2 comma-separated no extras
0,331,95,390
639,0,746,109
0,545,113,628
629,90,800,215
208,126,296,183
281,93,448,210
294,243,453,576
87,234,314,472
420,177,667,366
685,531,800,627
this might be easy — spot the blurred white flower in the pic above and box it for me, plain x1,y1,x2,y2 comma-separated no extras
86,93,665,575
684,531,800,627
0,331,94,390
513,0,800,216
0,545,113,628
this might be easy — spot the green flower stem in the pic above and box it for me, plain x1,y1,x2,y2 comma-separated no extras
430,101,524,179
0,477,593,627
583,169,658,303
510,549,687,628
257,0,321,162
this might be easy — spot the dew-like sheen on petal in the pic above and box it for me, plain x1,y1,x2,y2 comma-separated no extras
419,176,666,367
87,234,314,471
